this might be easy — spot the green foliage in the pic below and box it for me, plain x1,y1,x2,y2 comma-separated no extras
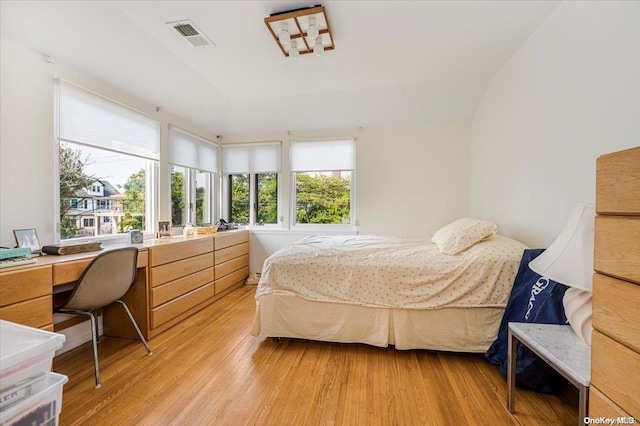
59,145,94,239
257,173,277,224
295,173,350,224
230,174,249,223
171,171,185,225
118,169,145,232
195,186,205,224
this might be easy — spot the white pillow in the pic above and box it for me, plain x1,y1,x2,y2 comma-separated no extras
431,218,498,255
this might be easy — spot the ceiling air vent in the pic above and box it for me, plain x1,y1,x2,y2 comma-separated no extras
168,19,214,48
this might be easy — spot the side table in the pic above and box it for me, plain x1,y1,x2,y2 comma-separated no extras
508,322,591,425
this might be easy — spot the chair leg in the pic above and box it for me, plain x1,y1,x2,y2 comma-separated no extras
58,309,101,388
116,300,153,355
94,313,100,345
87,311,101,388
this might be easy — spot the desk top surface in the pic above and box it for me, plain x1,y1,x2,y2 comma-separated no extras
0,230,247,273
509,322,590,386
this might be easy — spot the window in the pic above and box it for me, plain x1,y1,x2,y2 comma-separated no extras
290,139,355,226
169,126,218,226
256,173,278,224
229,174,250,224
56,79,159,241
222,142,281,226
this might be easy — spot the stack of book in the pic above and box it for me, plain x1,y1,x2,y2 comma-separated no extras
42,242,102,255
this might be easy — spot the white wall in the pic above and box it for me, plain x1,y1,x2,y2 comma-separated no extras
0,35,220,352
1,34,472,273
226,123,471,272
470,1,640,248
0,35,215,248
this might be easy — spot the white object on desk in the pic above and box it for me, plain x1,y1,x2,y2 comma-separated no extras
0,256,37,268
507,322,591,425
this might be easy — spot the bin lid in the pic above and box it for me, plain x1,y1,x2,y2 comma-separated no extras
0,320,66,375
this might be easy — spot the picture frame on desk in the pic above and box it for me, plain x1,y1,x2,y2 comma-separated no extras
158,221,172,239
13,228,42,255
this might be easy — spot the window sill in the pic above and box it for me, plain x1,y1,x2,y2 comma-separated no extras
249,227,358,236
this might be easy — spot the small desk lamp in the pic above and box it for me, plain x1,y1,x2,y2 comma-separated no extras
528,203,595,345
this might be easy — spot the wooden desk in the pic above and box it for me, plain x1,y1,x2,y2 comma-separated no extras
0,230,249,340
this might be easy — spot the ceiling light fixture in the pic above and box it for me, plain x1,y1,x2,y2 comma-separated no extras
265,5,335,58
313,37,324,56
307,17,319,40
289,40,299,58
278,23,290,45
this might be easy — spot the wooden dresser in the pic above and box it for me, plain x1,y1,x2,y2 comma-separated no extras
0,230,249,341
0,265,53,330
590,146,640,419
105,230,249,339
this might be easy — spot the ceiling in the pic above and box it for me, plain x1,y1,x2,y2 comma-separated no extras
0,1,559,136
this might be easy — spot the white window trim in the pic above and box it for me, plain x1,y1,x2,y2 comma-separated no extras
288,137,356,231
288,170,357,232
53,78,160,244
221,141,282,229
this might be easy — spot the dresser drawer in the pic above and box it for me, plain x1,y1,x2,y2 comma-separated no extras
591,330,640,418
150,253,214,287
214,231,249,250
136,250,148,268
596,146,640,215
594,216,640,284
53,259,91,285
593,273,640,353
0,266,51,306
151,281,216,328
149,237,213,267
151,267,214,307
215,254,249,280
215,242,249,265
0,295,52,329
215,266,249,294
589,386,631,419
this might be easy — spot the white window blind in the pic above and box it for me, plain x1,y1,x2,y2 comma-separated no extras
169,126,219,173
222,142,281,174
57,79,160,160
290,139,355,172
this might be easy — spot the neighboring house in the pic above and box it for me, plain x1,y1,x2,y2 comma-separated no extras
68,180,124,237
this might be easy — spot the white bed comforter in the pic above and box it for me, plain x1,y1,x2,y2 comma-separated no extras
256,234,527,310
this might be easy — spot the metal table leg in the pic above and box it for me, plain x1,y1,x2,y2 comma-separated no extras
507,328,516,413
578,385,589,424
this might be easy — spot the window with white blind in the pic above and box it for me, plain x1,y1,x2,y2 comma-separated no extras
55,79,160,240
222,142,281,225
290,139,356,226
169,126,219,226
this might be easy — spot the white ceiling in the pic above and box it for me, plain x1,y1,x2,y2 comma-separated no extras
0,0,559,136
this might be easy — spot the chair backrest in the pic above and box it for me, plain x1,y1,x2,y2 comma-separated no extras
59,247,138,311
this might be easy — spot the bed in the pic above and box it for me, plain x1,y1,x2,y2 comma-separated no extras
252,218,528,352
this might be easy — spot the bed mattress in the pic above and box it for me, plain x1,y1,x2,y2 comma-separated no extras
255,234,528,310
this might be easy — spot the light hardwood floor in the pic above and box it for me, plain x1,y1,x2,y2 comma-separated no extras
54,285,577,425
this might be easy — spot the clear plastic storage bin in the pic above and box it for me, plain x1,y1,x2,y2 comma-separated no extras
0,372,68,426
0,320,66,392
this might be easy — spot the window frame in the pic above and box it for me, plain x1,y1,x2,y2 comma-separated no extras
55,140,159,243
168,125,220,228
289,138,356,231
54,78,160,244
221,141,282,229
170,165,218,227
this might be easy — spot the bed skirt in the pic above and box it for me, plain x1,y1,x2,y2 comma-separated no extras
252,293,504,352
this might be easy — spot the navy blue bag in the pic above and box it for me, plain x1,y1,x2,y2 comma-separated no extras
486,249,569,394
